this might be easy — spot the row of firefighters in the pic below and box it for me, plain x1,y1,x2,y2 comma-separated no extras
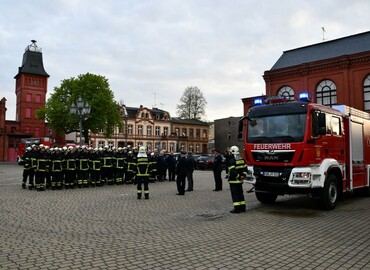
20,144,249,213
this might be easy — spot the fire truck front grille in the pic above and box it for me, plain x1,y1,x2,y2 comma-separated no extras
251,151,295,163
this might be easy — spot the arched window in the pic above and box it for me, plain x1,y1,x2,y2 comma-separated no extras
364,75,370,111
277,86,294,101
316,80,337,106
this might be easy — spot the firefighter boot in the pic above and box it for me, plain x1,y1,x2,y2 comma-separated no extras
22,182,26,189
145,193,149,200
230,208,241,214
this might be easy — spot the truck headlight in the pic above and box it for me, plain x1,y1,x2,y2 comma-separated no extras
291,172,311,184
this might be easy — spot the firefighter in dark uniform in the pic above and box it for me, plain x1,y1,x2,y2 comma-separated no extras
21,146,33,189
115,147,125,185
61,146,68,188
65,146,77,189
77,146,90,187
227,146,248,213
135,146,152,199
149,152,157,182
35,144,49,191
101,146,114,185
50,147,63,190
28,145,38,190
89,148,101,186
44,146,52,189
125,150,136,184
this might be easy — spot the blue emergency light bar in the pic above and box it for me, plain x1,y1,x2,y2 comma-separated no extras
253,98,263,106
299,92,309,101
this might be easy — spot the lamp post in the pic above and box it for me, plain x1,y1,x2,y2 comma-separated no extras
70,97,91,146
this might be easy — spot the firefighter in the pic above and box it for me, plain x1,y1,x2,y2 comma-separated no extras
227,146,248,214
44,146,52,189
89,148,101,186
115,147,125,185
149,152,157,182
28,145,38,190
101,146,114,185
135,146,152,199
65,146,77,189
35,144,49,191
21,147,32,189
125,150,136,184
61,146,68,188
50,148,63,190
77,145,90,187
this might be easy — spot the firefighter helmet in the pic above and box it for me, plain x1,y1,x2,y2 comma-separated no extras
230,145,240,155
139,146,146,153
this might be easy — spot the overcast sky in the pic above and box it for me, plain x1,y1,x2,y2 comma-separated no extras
1,0,369,122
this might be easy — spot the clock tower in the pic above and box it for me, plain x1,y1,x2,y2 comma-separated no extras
14,40,49,137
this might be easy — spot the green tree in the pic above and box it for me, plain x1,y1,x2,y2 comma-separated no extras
37,73,123,143
176,86,207,119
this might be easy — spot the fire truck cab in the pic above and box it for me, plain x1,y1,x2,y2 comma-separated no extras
242,92,370,210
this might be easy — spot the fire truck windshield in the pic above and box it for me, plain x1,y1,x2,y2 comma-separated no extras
248,113,306,143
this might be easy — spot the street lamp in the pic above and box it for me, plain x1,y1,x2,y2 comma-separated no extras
70,97,91,146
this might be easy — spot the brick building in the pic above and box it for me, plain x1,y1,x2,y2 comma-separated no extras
0,41,53,161
1,41,210,160
243,31,370,114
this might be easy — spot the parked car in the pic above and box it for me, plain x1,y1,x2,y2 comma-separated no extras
196,155,213,170
196,155,227,170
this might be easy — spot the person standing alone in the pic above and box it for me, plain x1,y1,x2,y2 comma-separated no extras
186,152,196,191
212,148,223,191
176,151,187,195
227,146,248,214
135,146,152,199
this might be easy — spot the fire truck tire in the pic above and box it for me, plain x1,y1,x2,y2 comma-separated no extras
362,186,370,197
255,192,278,204
321,174,338,210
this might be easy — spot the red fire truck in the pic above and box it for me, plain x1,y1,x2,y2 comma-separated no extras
18,137,53,160
241,92,370,210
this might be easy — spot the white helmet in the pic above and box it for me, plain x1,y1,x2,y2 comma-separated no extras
68,146,74,150
230,146,240,155
62,146,67,151
139,146,146,153
39,144,44,148
26,147,32,151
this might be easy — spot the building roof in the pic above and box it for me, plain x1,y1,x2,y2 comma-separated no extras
171,117,209,126
124,106,171,120
14,41,49,78
271,31,370,70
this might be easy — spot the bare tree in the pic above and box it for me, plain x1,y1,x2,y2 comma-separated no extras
176,86,207,120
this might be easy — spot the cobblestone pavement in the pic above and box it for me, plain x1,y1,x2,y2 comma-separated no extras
1,163,370,270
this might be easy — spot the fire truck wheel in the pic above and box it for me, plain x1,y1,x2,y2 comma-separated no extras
321,174,338,210
362,186,370,197
255,192,278,204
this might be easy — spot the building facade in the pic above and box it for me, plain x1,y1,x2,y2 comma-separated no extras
0,41,53,162
1,41,210,160
88,105,210,154
243,31,370,115
214,116,243,153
